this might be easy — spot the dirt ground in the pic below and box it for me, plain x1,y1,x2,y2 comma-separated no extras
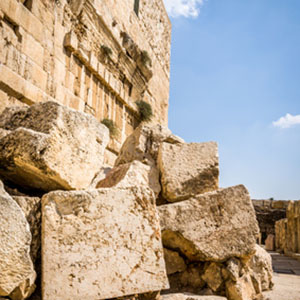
263,252,300,300
263,273,300,300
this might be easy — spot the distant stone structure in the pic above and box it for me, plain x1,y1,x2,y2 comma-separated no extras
252,199,288,244
275,200,300,255
0,0,171,165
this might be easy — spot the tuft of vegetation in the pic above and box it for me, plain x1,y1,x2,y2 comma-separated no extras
135,100,153,122
140,50,152,67
101,118,118,137
101,45,113,57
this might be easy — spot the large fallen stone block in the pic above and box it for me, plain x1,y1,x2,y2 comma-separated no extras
115,124,183,167
0,101,109,191
158,185,259,262
0,180,36,300
158,142,219,202
42,186,169,299
96,160,161,197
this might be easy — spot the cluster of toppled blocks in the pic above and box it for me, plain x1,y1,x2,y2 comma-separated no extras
0,102,273,300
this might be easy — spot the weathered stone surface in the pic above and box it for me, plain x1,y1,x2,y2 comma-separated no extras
275,200,300,254
286,200,300,254
115,124,183,167
202,263,223,292
265,234,275,251
13,196,41,263
249,245,273,292
159,185,259,262
42,186,169,300
0,180,36,299
0,101,109,191
223,258,242,282
158,142,219,202
96,160,161,197
161,294,227,300
88,166,112,189
275,218,287,252
164,248,187,275
225,274,256,300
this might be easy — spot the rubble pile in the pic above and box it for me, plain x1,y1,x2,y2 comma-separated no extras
0,102,273,300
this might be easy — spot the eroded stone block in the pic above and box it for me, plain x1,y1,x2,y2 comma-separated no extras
0,101,109,191
42,186,169,300
158,142,219,202
158,185,259,262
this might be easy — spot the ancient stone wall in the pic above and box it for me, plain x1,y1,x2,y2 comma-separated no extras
0,0,171,165
275,200,300,254
252,199,288,244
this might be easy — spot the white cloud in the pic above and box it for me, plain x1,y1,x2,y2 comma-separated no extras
272,113,300,129
163,0,204,18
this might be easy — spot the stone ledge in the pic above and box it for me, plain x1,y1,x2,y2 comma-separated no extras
0,63,55,105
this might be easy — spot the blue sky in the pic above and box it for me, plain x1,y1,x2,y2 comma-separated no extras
163,0,300,200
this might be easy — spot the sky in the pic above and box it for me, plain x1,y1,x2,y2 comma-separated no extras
163,0,300,200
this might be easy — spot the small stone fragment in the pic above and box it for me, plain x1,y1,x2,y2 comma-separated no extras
163,248,187,275
249,245,273,292
202,263,223,292
225,273,256,300
13,196,41,263
115,124,183,167
161,294,227,300
96,160,161,197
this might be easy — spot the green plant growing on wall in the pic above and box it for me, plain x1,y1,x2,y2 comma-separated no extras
135,100,153,122
141,50,152,68
101,45,113,57
101,118,118,138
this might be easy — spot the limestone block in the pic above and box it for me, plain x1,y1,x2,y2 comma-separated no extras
0,101,109,191
265,234,275,251
13,196,41,263
286,200,300,253
42,186,169,300
225,274,256,300
249,245,273,292
201,263,223,292
115,124,184,167
21,32,44,68
64,31,78,52
275,218,287,251
96,160,161,197
223,258,241,282
158,185,259,262
161,294,226,300
158,142,219,202
0,180,36,299
163,248,187,275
